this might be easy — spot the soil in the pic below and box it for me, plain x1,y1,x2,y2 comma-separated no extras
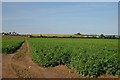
2,40,80,78
2,40,120,79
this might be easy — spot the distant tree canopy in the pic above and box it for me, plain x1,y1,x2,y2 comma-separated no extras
2,32,19,35
105,35,116,39
75,32,81,35
100,34,105,38
99,34,119,39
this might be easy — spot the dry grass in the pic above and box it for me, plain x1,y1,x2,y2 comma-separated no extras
31,34,82,37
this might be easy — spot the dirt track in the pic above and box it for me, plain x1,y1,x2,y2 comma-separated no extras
2,40,80,78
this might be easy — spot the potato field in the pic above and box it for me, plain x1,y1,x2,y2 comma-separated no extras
2,37,120,78
28,38,120,77
2,38,24,54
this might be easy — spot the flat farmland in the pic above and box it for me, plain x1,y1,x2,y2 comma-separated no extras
2,37,120,78
28,38,120,77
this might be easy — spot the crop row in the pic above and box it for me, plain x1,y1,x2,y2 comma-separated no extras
28,38,120,77
2,38,24,54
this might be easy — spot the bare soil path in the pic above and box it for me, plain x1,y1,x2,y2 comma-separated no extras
2,40,80,78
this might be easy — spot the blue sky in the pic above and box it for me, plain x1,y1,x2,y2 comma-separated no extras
2,0,120,2
2,2,118,35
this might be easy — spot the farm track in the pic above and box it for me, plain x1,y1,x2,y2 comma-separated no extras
2,40,81,78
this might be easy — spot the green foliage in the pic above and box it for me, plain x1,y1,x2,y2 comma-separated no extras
2,38,24,54
28,38,119,77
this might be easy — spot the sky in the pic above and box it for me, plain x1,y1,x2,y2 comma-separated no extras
1,0,120,2
2,2,118,35
0,2,1,33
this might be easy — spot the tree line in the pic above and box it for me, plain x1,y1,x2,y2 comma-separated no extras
1,32,19,36
1,32,120,39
